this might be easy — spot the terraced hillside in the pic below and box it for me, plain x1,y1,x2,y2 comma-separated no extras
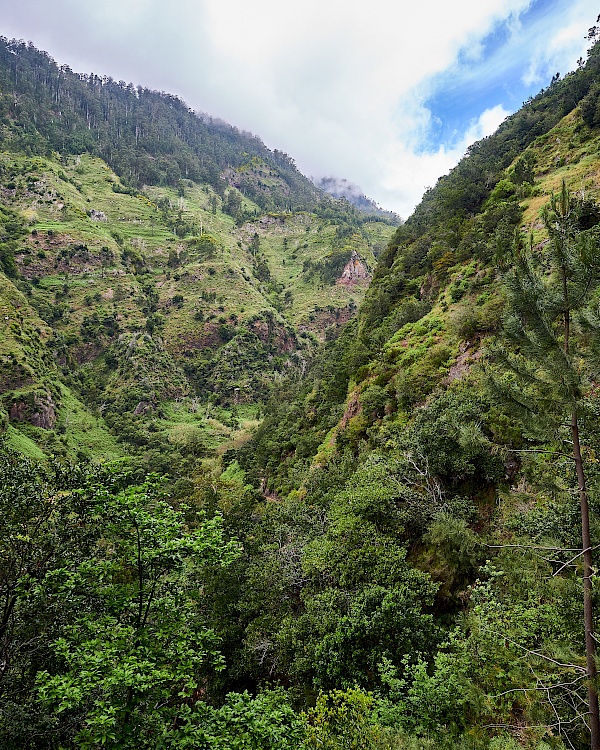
0,119,393,464
6,27,600,750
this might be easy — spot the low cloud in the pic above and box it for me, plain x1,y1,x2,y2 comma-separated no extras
374,105,510,216
315,177,366,202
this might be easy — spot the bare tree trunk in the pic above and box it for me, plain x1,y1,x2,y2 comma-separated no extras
572,409,600,750
559,218,600,747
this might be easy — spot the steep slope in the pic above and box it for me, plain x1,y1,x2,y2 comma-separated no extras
0,272,122,460
4,26,600,750
224,41,600,749
0,37,317,211
242,77,600,495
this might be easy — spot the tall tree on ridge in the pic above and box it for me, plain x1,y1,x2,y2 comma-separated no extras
494,181,600,748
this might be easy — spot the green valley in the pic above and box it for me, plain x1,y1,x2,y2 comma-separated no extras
4,29,600,750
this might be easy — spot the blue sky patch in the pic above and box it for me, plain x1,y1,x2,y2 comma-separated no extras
422,0,576,150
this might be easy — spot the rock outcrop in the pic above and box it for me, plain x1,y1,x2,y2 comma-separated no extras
337,251,370,285
9,391,57,429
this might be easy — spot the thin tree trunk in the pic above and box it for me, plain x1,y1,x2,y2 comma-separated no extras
572,409,600,750
561,244,600,747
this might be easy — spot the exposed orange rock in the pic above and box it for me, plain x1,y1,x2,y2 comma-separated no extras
337,250,370,286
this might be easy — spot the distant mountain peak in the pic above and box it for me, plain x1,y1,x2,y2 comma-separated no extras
313,176,400,222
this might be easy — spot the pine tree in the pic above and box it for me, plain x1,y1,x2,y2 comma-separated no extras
493,181,600,748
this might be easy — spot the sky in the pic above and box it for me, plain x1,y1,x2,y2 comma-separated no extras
1,0,598,217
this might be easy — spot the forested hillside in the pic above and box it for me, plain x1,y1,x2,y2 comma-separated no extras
0,37,319,211
3,30,600,750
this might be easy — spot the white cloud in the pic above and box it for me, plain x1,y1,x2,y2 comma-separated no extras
464,105,511,144
1,0,598,216
194,0,533,216
375,105,510,214
521,2,595,86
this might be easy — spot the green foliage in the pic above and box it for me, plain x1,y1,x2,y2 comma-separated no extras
511,152,536,185
223,189,243,220
359,384,389,421
480,184,600,748
184,327,283,403
80,309,119,342
0,446,317,748
0,445,97,744
407,389,503,486
168,689,305,749
486,179,518,205
302,689,382,750
448,296,503,340
307,580,438,691
490,185,600,440
253,254,272,282
35,480,240,748
0,56,392,465
0,203,27,277
580,81,600,128
424,516,483,579
217,452,443,698
189,233,218,258
3,26,600,750
367,42,600,337
304,248,351,284
0,38,321,212
374,646,475,736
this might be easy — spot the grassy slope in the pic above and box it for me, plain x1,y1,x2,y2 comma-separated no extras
0,272,122,459
395,104,600,396
7,153,388,334
220,87,600,750
0,151,394,461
